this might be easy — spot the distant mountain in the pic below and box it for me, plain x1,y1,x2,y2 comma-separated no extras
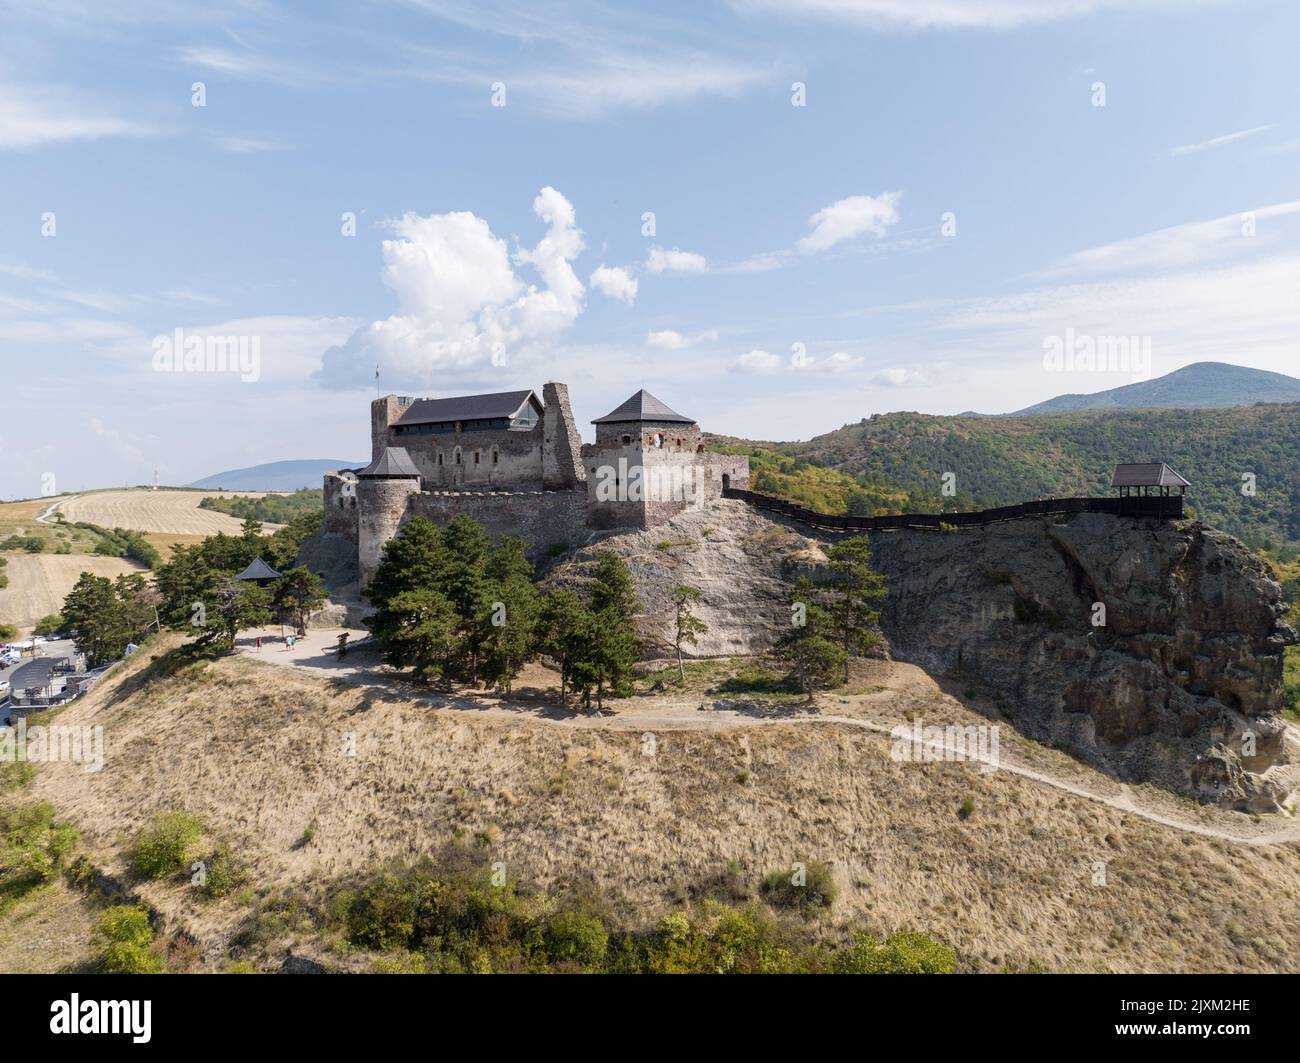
187,459,362,492
1011,362,1300,416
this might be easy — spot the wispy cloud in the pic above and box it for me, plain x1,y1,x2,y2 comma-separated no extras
733,0,1222,31
0,82,158,150
216,135,290,154
1170,124,1274,156
1040,200,1300,278
177,45,323,87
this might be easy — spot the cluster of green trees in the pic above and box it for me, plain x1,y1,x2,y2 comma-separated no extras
59,513,327,664
774,536,887,696
80,524,162,568
0,534,45,553
366,515,649,710
775,403,1300,548
198,488,324,524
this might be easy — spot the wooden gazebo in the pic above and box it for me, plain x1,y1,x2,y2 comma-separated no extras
1111,463,1190,498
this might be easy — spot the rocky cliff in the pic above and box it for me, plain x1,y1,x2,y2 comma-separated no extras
867,513,1298,811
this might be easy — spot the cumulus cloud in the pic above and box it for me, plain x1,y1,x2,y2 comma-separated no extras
797,192,902,253
589,264,638,304
318,186,586,389
646,245,707,274
869,364,946,387
733,348,782,373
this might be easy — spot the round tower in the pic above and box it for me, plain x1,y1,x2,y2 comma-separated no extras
356,447,422,589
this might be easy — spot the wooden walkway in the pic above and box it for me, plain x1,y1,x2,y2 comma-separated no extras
721,487,1184,532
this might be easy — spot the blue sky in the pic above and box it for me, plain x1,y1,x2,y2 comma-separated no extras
2,0,1299,497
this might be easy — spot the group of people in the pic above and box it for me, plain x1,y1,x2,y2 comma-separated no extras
249,631,350,659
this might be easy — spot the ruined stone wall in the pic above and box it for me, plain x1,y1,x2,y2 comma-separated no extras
407,489,591,562
541,382,585,490
322,470,359,542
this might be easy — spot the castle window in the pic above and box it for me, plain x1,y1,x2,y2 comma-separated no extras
622,434,632,445
676,438,682,447
438,451,444,465
654,433,663,447
474,450,481,464
455,448,462,465
492,447,499,464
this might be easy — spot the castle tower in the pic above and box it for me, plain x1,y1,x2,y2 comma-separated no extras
356,446,422,588
585,389,703,529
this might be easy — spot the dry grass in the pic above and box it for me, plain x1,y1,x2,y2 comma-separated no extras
18,636,1300,974
0,553,146,633
57,489,280,536
0,879,98,973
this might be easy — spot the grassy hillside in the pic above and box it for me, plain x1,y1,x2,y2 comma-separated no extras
1012,362,1300,415
760,403,1300,548
13,637,1300,973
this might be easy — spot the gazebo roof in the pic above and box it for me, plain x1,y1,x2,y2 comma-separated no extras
1111,462,1191,488
235,556,282,582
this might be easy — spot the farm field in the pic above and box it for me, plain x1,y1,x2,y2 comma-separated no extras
54,489,280,536
0,553,146,633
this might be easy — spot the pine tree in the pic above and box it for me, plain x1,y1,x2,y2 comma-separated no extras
820,536,887,682
773,579,845,701
377,587,459,683
538,589,588,709
482,538,540,695
272,566,328,636
670,585,707,682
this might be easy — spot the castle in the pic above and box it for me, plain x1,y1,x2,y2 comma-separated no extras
321,382,749,586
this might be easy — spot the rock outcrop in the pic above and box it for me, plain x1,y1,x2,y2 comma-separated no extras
867,513,1298,811
550,500,826,657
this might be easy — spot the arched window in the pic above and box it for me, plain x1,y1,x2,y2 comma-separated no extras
454,447,462,465
474,450,481,464
654,433,663,447
437,451,444,466
491,447,499,464
622,434,632,445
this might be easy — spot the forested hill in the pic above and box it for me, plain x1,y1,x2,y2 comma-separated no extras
716,402,1300,550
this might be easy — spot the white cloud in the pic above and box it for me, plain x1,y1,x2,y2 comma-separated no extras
814,351,864,372
646,328,719,349
869,364,946,386
1042,200,1300,277
797,192,902,253
216,135,288,154
318,186,587,390
1170,124,1274,156
589,265,638,304
0,83,157,150
177,45,322,87
646,245,707,274
733,348,782,373
733,0,1215,31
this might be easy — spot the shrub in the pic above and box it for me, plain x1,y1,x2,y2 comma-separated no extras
760,859,837,913
543,909,608,969
97,904,166,973
834,931,958,974
958,798,976,820
0,801,78,910
130,812,202,879
198,843,245,898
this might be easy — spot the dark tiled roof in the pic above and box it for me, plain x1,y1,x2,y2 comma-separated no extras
358,447,422,480
235,556,283,581
10,657,67,690
394,390,538,426
1111,462,1191,488
592,389,695,424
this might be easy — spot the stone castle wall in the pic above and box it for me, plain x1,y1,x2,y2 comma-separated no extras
408,489,591,561
322,470,359,542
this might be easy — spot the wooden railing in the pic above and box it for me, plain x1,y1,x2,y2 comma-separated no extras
720,487,1184,531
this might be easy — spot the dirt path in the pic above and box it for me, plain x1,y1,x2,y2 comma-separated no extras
236,627,1300,849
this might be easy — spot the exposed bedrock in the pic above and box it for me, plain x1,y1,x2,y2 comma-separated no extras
867,513,1298,811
